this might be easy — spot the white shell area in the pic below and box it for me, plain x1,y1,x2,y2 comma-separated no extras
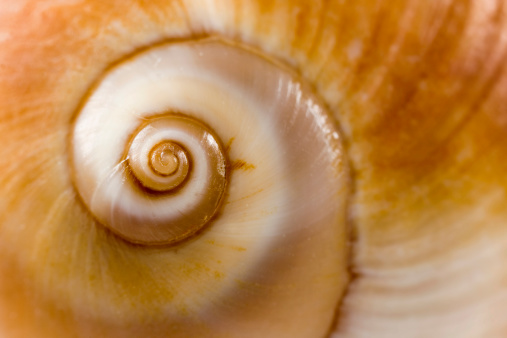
70,39,349,337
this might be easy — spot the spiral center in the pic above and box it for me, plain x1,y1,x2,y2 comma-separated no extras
149,142,181,176
128,132,191,193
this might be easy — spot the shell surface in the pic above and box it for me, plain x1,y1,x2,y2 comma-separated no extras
2,0,507,338
0,16,350,338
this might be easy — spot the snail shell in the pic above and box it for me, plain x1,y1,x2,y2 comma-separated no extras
2,0,507,338
0,32,350,337
71,38,349,254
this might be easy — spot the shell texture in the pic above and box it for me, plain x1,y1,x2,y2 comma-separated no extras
1,0,507,338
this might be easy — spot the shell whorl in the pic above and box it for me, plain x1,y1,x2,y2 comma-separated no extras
57,38,348,336
72,113,228,245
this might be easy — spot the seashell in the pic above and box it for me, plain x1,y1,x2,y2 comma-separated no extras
70,39,348,250
0,16,349,337
1,0,507,338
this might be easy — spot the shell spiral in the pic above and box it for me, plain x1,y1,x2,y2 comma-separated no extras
73,111,228,245
64,38,350,336
6,1,507,337
71,39,348,250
